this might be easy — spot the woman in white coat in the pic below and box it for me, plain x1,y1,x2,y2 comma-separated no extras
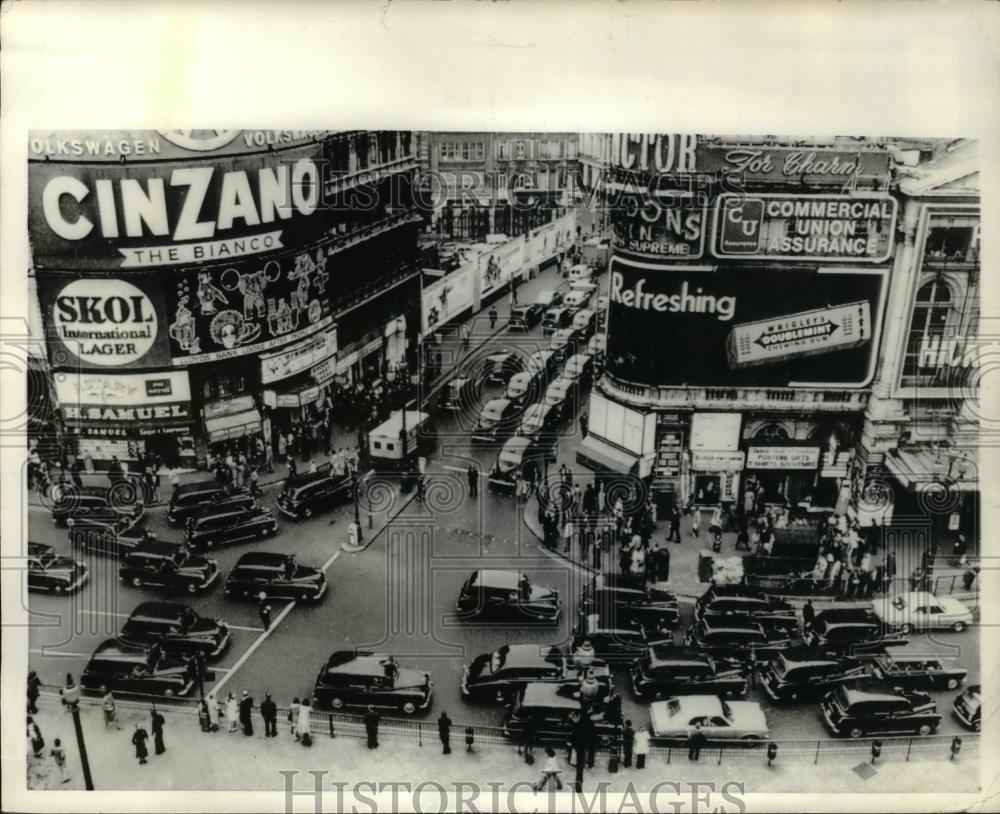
297,696,312,742
225,692,238,733
206,692,220,731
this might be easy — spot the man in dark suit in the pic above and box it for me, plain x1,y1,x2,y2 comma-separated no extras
239,690,254,736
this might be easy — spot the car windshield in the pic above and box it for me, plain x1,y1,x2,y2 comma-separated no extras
721,701,734,721
667,698,681,716
36,550,58,567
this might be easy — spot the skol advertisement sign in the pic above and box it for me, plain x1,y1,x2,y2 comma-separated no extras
28,137,328,270
165,248,333,366
604,256,887,388
37,275,172,370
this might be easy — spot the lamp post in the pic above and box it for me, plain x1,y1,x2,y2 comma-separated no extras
352,473,363,543
62,677,94,790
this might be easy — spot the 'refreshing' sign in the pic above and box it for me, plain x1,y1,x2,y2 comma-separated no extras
605,257,887,388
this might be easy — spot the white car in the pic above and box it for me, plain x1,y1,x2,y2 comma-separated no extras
568,263,593,282
649,695,769,741
563,290,591,309
874,591,974,634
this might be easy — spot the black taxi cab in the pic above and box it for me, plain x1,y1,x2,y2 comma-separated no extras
517,401,561,440
460,644,610,703
508,303,545,331
488,436,554,490
117,602,230,659
821,681,941,738
869,644,968,691
803,607,907,653
118,541,219,594
27,541,89,594
184,506,278,549
684,613,793,662
69,514,153,558
455,570,560,623
503,683,619,746
694,585,799,638
471,398,522,442
630,646,750,700
224,552,327,601
482,352,524,385
80,639,201,697
504,369,546,407
580,574,680,633
572,610,661,662
952,684,982,731
52,486,144,527
313,651,432,714
277,471,352,520
758,647,868,702
167,482,241,525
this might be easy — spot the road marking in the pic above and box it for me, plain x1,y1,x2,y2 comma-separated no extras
78,609,130,619
224,624,266,632
320,549,342,573
30,649,93,658
210,601,297,695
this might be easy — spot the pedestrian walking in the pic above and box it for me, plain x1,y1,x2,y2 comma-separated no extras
49,738,70,783
27,716,45,758
261,693,278,738
249,469,262,497
289,697,301,740
438,711,452,755
151,706,166,755
488,306,498,330
101,687,122,729
364,705,380,749
257,593,272,631
621,719,635,768
633,726,650,769
802,599,816,632
691,506,701,538
535,747,564,792
688,723,707,761
579,410,588,437
298,697,312,746
132,724,149,765
27,671,40,714
226,692,239,733
467,463,478,498
239,690,254,736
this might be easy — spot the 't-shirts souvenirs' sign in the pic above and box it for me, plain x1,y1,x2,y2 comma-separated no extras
712,194,897,262
28,140,327,270
166,249,332,366
38,276,172,370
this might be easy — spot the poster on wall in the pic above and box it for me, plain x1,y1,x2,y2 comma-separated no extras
479,238,525,299
55,370,192,433
604,256,887,388
27,137,328,271
37,274,172,370
612,197,706,259
165,248,332,366
422,266,474,336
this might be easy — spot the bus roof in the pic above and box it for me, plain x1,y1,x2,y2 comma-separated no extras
370,410,429,438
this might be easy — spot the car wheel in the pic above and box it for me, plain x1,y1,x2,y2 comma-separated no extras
402,702,416,715
243,589,252,599
951,621,967,633
163,688,175,698
741,735,761,743
946,678,960,690
205,539,214,549
131,577,143,588
917,724,932,736
900,623,913,635
848,727,865,739
53,584,66,595
186,582,198,594
303,507,313,519
330,697,345,710
788,690,799,702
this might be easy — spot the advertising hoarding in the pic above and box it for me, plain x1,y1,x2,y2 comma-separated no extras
421,265,474,336
55,370,192,434
479,238,525,299
689,413,742,451
612,198,706,260
746,446,821,470
260,328,338,385
711,194,897,262
604,256,886,388
699,145,891,187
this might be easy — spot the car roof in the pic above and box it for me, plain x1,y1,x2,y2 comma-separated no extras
235,551,289,566
324,652,391,676
127,602,191,621
581,611,644,635
473,570,523,589
701,614,762,632
878,642,958,662
816,607,878,623
174,481,227,496
840,683,911,705
521,682,579,710
778,646,846,666
502,436,534,454
130,541,185,557
288,471,342,488
648,646,710,668
494,644,561,668
661,696,724,717
28,541,55,555
486,351,514,362
93,639,149,659
703,584,766,599
483,398,512,412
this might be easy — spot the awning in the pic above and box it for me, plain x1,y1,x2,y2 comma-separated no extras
204,409,262,442
885,447,978,491
576,435,639,475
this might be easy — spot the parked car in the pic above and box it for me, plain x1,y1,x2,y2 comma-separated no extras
684,614,793,662
568,263,593,282
649,695,769,742
528,349,559,378
118,602,230,659
694,585,799,638
482,351,524,385
580,573,680,633
471,398,521,442
533,290,563,310
184,507,278,549
873,591,974,634
224,552,327,601
27,541,88,594
462,644,570,702
503,683,618,746
119,541,219,594
541,306,574,334
869,644,968,691
439,376,478,411
758,647,869,702
571,309,597,338
544,378,574,412
803,607,907,653
572,611,663,662
455,570,560,623
277,471,352,520
952,684,982,731
69,515,153,558
517,401,562,439
313,652,432,714
167,482,241,525
563,289,592,309
53,487,144,528
821,682,941,738
504,370,545,407
488,436,554,490
80,639,199,697
561,353,594,387
508,303,545,331
631,647,750,700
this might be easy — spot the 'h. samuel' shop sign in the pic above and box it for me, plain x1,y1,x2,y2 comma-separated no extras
28,133,329,271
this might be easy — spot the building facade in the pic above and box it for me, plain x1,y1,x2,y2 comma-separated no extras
27,130,420,468
416,131,580,240
576,134,978,532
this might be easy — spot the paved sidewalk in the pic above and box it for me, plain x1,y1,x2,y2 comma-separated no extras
25,701,982,794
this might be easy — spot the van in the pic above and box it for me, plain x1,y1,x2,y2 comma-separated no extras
368,410,433,467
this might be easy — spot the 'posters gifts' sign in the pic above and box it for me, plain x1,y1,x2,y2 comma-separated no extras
746,446,821,470
712,194,897,262
604,256,886,388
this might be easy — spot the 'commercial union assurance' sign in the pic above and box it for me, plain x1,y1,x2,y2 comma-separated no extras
712,194,897,262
